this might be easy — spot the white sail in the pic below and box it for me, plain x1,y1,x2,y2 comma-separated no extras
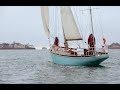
60,6,82,41
41,6,50,38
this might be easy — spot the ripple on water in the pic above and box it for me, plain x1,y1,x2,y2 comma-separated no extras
0,49,119,84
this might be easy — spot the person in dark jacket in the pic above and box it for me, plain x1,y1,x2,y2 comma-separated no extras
54,37,59,46
51,37,59,51
88,34,96,55
88,34,95,47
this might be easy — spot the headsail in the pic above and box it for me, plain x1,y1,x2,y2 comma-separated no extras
41,6,50,38
60,6,82,41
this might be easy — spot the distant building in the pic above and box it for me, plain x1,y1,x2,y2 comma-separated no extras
0,41,35,49
0,44,3,48
2,43,10,49
108,43,120,49
12,42,25,49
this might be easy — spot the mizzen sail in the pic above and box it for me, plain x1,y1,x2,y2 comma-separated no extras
41,6,50,38
60,6,82,41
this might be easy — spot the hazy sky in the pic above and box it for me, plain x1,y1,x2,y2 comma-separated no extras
0,6,120,49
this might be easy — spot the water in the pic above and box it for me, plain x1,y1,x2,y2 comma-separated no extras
0,49,119,84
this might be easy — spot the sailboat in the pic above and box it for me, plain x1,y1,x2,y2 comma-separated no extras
41,6,109,66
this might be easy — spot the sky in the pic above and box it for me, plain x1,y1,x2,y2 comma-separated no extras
0,6,120,49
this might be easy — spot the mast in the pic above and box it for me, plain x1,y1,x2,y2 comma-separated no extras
90,6,94,35
62,26,68,49
89,6,96,53
60,8,68,49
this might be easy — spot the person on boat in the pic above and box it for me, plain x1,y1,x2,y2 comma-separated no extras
54,37,59,46
103,38,106,45
102,38,108,54
88,34,96,55
52,37,60,51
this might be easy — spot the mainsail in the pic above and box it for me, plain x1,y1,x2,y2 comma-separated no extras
60,6,82,41
41,6,50,38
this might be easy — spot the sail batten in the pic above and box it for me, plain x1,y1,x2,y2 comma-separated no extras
60,6,82,41
41,6,50,38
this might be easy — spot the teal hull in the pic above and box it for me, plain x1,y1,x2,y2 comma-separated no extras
51,53,109,66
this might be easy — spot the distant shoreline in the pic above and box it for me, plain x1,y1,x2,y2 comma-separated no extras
0,41,36,50
108,43,120,49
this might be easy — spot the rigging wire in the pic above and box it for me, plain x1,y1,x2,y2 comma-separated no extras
56,7,59,37
80,8,91,47
93,9,103,47
50,6,57,45
40,6,51,47
74,6,85,48
88,6,103,49
57,6,60,41
48,6,104,49
70,6,87,48
71,7,81,47
78,6,92,48
50,6,57,43
98,8,104,38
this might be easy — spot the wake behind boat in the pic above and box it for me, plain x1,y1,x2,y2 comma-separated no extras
40,6,109,66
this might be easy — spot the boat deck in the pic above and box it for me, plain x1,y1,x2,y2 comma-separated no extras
50,47,108,57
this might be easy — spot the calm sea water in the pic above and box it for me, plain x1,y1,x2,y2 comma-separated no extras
0,49,119,84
